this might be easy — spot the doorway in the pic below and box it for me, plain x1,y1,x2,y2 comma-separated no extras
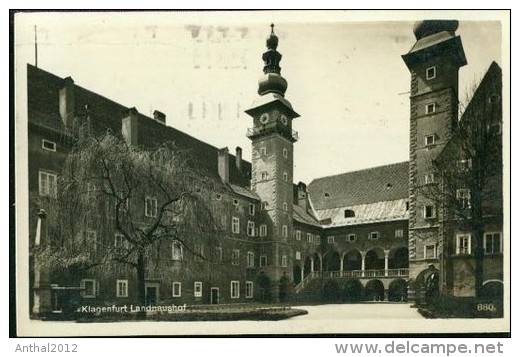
145,283,159,305
210,287,219,305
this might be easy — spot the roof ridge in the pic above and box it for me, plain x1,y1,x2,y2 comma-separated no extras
309,160,409,184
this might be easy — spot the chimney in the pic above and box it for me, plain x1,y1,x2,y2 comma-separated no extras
153,110,166,125
122,107,139,145
297,181,308,211
218,147,230,183
59,77,75,127
235,146,242,172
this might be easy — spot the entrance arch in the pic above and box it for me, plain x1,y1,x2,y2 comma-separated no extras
323,280,341,302
323,251,341,271
388,278,408,301
365,248,385,270
482,280,503,299
342,279,363,301
257,271,271,302
343,250,362,271
365,279,385,301
389,247,409,269
293,264,302,285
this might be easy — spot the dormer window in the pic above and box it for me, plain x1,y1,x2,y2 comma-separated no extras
426,103,436,114
344,209,355,218
425,135,436,146
426,66,436,80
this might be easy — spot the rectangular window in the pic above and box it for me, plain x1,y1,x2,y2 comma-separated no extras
83,230,97,255
282,225,288,238
261,201,268,210
426,103,436,114
484,232,502,254
424,173,435,184
283,202,288,211
261,171,268,181
232,249,240,266
249,203,255,216
194,244,204,262
424,205,436,219
233,199,240,211
424,244,437,259
172,282,181,297
116,279,128,298
215,247,223,262
456,234,471,255
232,217,240,234
456,189,471,209
259,224,267,237
328,236,335,244
172,241,183,261
283,172,288,182
315,236,321,244
231,281,240,299
145,196,158,217
458,158,473,172
114,233,126,248
283,148,288,158
281,255,287,267
42,139,56,151
395,229,404,238
38,171,57,198
260,255,267,267
425,135,436,146
369,232,379,240
405,200,410,211
307,233,312,243
194,282,202,297
261,147,267,156
295,251,301,260
81,279,97,298
247,251,255,267
245,281,254,298
426,66,436,80
247,221,255,237
295,230,301,241
347,234,357,242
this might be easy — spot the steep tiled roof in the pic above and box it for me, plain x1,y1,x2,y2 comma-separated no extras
308,161,409,210
27,64,252,189
292,204,321,227
314,199,409,227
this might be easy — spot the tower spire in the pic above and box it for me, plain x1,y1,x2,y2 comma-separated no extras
263,23,281,74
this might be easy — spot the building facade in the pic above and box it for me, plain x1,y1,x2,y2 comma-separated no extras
27,21,503,316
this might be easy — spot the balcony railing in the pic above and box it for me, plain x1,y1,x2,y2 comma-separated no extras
246,122,299,142
309,269,409,280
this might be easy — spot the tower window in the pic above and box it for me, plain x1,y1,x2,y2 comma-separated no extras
424,173,435,184
259,224,267,237
424,205,436,219
426,103,436,114
283,148,288,158
456,234,471,255
426,66,436,80
344,209,355,218
283,172,288,182
261,201,268,210
261,171,268,181
282,225,288,238
283,202,288,211
425,135,436,146
261,147,267,156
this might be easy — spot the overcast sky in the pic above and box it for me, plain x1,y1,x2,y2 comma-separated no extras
15,11,504,184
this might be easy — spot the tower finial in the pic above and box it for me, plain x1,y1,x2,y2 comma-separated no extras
270,23,275,35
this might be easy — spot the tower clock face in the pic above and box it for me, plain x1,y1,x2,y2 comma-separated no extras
260,113,269,124
280,114,288,125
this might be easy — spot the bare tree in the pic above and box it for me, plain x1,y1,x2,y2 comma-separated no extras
420,63,502,298
35,130,225,306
